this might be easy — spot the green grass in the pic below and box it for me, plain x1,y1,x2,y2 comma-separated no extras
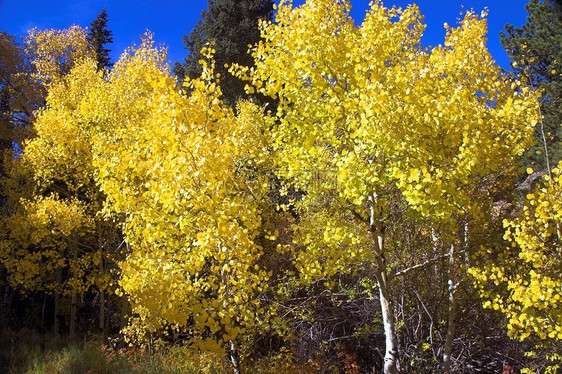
0,329,331,374
0,330,229,374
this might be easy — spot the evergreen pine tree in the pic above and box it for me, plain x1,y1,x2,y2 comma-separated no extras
87,8,113,70
174,0,274,108
501,0,562,171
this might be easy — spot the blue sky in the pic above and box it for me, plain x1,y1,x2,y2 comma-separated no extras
0,0,529,70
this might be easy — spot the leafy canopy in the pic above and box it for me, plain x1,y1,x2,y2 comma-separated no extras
83,35,271,352
233,0,538,276
501,0,562,171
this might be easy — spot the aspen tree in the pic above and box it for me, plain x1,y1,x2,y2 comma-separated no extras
233,1,537,371
90,36,270,359
470,163,562,370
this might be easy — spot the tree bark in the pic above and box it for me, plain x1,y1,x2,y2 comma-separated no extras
229,339,242,374
374,258,399,374
98,237,107,343
54,268,61,337
41,294,47,331
103,292,110,344
99,285,105,326
99,287,106,338
119,291,128,348
70,292,76,338
443,243,456,373
70,243,78,338
2,270,12,329
369,194,399,374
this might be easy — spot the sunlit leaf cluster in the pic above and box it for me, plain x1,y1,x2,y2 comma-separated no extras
74,37,272,351
25,25,94,86
233,0,537,277
470,163,562,342
1,1,557,371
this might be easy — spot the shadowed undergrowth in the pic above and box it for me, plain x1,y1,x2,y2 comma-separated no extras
0,329,228,374
0,329,328,374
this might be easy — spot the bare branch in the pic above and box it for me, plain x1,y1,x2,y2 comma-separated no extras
390,253,449,281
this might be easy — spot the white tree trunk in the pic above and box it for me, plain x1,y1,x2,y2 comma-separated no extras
98,238,107,343
375,259,399,374
70,242,78,338
443,243,456,373
369,194,399,374
229,339,242,374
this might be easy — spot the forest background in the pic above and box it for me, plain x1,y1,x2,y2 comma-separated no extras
0,0,560,373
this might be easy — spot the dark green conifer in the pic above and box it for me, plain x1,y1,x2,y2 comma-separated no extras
87,8,113,70
174,0,274,108
501,0,562,171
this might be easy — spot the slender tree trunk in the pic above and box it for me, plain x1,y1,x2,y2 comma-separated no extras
369,194,398,374
70,293,77,338
374,259,399,374
99,285,105,328
70,243,78,338
98,239,106,342
103,292,109,344
120,295,126,330
2,270,12,329
54,269,61,337
443,243,456,373
54,293,59,336
119,292,127,348
41,294,47,331
99,287,105,337
229,339,242,374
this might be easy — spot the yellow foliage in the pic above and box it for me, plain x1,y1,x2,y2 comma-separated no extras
470,162,562,343
232,0,537,277
0,31,43,146
81,34,270,350
25,25,94,86
1,46,118,302
1,194,92,294
23,58,103,192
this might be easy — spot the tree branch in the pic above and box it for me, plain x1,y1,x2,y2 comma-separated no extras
390,253,449,281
